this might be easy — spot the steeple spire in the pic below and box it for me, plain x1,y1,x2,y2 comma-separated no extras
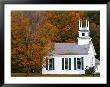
79,19,83,28
77,19,91,45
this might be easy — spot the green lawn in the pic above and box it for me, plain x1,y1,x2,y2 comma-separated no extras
11,73,100,77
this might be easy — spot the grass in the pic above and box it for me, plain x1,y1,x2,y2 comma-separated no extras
11,73,100,77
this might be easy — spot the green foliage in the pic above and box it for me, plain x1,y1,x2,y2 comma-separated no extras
85,66,95,75
87,11,100,60
87,11,100,25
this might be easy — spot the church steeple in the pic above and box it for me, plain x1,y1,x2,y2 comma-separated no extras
77,19,91,45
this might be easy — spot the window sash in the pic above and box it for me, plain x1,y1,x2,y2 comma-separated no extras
62,58,71,70
65,58,68,69
82,33,85,36
75,57,84,70
46,58,54,70
77,58,81,69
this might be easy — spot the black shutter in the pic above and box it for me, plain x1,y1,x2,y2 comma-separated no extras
74,58,76,70
52,58,54,70
46,59,48,70
82,57,84,70
62,58,64,70
69,58,71,70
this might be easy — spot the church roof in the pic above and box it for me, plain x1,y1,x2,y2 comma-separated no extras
95,58,100,64
54,42,90,55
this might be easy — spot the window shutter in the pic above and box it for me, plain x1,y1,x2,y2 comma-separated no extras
46,65,48,70
46,59,48,70
81,57,84,70
74,58,76,70
69,58,71,70
52,58,54,70
62,58,64,70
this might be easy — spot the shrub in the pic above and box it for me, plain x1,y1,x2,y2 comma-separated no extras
85,66,95,75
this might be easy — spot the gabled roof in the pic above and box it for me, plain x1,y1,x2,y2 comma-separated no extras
54,42,90,55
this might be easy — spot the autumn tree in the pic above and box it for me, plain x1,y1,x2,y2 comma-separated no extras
48,11,80,43
11,11,52,74
11,11,59,74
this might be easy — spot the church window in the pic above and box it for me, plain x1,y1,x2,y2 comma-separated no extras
62,58,71,70
65,58,68,69
82,33,85,36
46,58,54,70
77,58,81,69
76,57,84,70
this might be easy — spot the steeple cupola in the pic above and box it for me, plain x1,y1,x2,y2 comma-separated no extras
77,19,91,45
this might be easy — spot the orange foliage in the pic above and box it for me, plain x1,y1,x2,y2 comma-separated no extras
11,11,85,73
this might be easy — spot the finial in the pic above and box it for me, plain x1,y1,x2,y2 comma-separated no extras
88,20,89,28
81,19,82,27
79,19,80,28
86,19,87,27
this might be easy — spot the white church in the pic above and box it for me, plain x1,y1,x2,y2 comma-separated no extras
42,19,100,74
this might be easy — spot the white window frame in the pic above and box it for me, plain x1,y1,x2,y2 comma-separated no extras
63,58,70,70
47,58,54,70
